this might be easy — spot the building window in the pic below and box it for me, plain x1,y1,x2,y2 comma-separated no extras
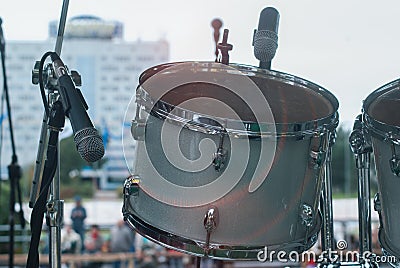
101,65,118,71
104,105,115,111
126,66,142,72
114,56,130,62
137,56,154,61
19,55,35,61
8,64,23,70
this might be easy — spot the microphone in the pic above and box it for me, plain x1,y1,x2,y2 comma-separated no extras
50,52,105,162
0,18,5,53
211,18,223,61
253,7,280,69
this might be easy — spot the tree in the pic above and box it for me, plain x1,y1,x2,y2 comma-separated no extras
59,135,94,198
331,126,357,196
330,125,378,197
59,135,87,184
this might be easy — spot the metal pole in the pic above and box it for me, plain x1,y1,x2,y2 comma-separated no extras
48,0,69,267
356,153,372,254
55,0,69,56
350,114,373,263
48,93,64,268
321,139,335,251
1,17,26,268
344,141,351,195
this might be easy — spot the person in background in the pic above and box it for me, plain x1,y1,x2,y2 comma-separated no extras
166,249,184,268
70,195,87,252
61,223,82,254
85,224,104,253
85,224,104,268
109,219,136,268
135,235,165,268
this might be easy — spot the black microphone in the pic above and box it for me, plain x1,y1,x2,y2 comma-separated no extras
253,7,280,69
0,18,5,54
211,18,223,61
50,52,105,162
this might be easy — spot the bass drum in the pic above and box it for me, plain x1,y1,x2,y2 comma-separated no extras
122,62,339,260
363,79,400,260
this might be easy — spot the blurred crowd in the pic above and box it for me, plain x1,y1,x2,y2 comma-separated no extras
38,196,383,268
43,196,194,268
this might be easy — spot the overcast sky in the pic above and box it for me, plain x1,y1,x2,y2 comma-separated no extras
2,0,400,126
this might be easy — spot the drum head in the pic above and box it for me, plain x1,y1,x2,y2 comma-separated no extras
367,84,400,126
138,62,338,133
157,79,333,123
364,79,400,133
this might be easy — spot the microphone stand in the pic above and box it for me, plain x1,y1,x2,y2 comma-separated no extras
49,2,69,266
27,99,64,268
27,1,70,267
0,17,26,268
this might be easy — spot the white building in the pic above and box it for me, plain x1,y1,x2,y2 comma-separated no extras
0,15,169,189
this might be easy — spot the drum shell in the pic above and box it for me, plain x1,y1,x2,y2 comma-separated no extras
123,62,339,259
127,113,323,247
363,79,400,258
371,136,400,256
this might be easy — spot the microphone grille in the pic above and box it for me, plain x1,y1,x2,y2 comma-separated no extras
74,128,105,162
253,30,278,62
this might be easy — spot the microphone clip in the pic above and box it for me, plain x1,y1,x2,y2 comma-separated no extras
32,60,82,90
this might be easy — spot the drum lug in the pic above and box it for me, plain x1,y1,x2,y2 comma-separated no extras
309,150,326,169
203,207,219,256
124,175,141,197
387,132,400,177
385,132,400,177
373,192,385,235
390,156,400,176
300,203,313,227
213,134,228,172
373,193,381,212
204,207,219,231
328,130,336,147
213,148,228,172
308,126,329,169
131,119,146,141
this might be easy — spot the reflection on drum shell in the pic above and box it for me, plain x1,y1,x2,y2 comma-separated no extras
133,115,318,245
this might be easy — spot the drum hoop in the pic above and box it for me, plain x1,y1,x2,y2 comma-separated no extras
364,113,400,144
138,100,338,139
123,210,322,260
363,78,400,141
136,62,339,138
137,95,338,139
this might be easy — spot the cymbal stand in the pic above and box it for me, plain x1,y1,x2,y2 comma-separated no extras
350,114,376,267
0,17,26,268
